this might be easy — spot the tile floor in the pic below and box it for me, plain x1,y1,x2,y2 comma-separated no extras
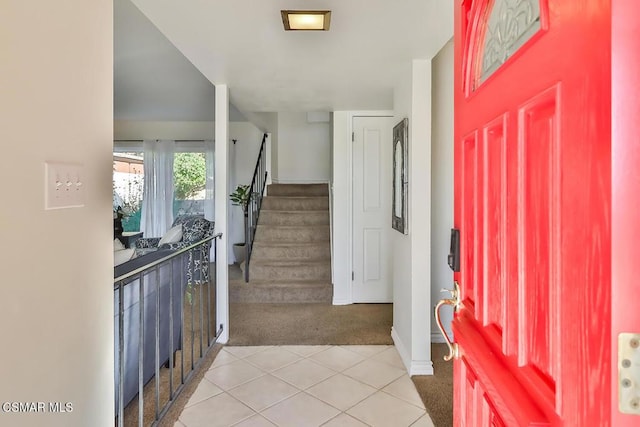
176,345,434,427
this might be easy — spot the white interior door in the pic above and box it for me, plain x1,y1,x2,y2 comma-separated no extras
352,116,393,302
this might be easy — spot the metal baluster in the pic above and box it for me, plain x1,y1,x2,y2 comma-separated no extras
213,238,219,340
190,258,195,371
168,259,175,399
206,243,212,346
180,258,185,385
154,266,160,421
138,272,144,427
198,248,204,358
245,204,251,282
117,281,124,427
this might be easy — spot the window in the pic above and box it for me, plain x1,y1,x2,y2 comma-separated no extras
173,152,206,217
114,140,211,233
478,0,541,86
113,152,144,232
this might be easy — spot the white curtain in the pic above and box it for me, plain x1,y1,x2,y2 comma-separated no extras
204,139,215,221
141,139,175,238
203,139,216,260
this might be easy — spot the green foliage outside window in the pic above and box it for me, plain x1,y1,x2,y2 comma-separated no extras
173,153,206,200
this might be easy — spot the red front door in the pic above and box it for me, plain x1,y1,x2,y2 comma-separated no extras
452,1,611,425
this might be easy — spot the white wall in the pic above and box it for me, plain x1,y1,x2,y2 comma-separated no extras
114,120,214,140
214,85,230,343
276,112,331,183
0,2,113,426
332,92,433,376
113,120,260,144
391,63,415,364
331,112,352,304
431,39,455,342
229,125,265,256
390,60,434,375
258,113,279,183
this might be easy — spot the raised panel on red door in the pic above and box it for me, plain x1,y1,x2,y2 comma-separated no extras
461,132,479,313
482,114,507,347
456,357,510,427
516,87,560,406
453,1,611,426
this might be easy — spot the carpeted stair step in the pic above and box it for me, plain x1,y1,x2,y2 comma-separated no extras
262,196,328,211
249,260,331,281
267,183,329,197
255,225,329,243
259,210,329,226
251,241,331,261
239,182,332,304
230,279,333,303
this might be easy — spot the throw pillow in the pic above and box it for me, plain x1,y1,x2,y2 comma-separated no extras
114,238,125,251
182,218,208,242
158,224,183,246
114,248,135,266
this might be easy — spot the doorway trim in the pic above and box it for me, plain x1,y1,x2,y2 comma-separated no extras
332,110,393,305
352,115,395,303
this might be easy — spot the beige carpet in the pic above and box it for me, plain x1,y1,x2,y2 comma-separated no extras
412,343,454,427
228,302,394,345
231,183,333,304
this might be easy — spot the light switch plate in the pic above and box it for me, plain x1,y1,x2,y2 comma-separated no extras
619,333,640,414
45,162,85,209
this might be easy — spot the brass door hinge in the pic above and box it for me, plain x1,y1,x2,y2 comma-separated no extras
619,333,640,414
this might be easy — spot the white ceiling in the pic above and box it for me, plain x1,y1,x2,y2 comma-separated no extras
115,0,453,120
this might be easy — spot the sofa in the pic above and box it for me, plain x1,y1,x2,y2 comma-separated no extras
114,249,186,413
135,214,215,285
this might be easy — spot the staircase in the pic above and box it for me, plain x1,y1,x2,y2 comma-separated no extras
230,183,332,303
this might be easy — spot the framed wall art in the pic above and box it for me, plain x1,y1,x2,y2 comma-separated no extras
392,118,408,234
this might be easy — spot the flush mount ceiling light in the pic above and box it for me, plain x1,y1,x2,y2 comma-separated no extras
281,10,331,31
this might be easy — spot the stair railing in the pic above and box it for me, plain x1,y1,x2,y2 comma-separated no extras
114,233,223,426
244,133,268,282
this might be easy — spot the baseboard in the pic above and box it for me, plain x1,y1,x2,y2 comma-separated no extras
272,179,330,184
391,327,434,376
332,297,352,305
409,360,434,376
217,329,229,344
352,299,393,304
431,331,446,344
391,327,411,372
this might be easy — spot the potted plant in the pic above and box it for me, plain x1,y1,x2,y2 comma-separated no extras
113,205,131,240
230,184,250,264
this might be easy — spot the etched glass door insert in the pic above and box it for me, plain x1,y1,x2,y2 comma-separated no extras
479,0,541,85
